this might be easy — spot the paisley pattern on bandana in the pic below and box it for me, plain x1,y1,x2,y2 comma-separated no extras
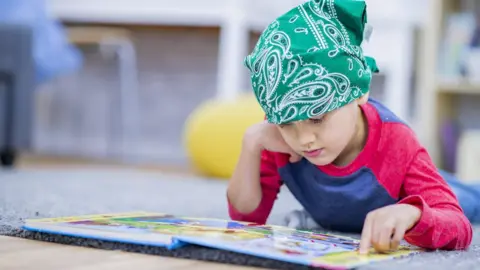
244,0,378,124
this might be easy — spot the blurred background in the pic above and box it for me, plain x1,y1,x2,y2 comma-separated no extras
1,0,480,183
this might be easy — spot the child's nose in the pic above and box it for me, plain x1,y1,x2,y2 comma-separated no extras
297,131,316,148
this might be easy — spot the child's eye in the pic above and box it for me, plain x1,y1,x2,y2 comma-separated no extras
310,118,324,124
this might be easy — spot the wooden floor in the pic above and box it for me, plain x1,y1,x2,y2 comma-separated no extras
15,153,200,177
0,236,265,270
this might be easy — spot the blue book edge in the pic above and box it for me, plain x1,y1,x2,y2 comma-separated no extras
21,224,189,250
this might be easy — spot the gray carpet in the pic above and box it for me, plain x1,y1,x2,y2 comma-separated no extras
1,167,479,269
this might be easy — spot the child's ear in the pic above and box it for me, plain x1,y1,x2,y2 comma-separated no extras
357,92,369,105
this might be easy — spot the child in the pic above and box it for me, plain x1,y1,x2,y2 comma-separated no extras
226,0,476,255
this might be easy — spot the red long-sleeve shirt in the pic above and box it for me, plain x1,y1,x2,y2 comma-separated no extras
228,98,473,250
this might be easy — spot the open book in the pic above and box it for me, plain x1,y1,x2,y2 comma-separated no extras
22,212,421,269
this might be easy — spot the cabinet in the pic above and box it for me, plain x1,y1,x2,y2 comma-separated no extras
416,0,480,170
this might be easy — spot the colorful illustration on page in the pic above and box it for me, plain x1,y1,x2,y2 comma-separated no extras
55,214,266,241
310,246,420,268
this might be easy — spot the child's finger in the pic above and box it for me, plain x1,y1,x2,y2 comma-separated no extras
359,213,374,254
373,220,395,253
370,215,380,244
391,223,407,250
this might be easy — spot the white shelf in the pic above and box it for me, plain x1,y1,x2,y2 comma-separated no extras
46,0,428,28
46,0,230,26
438,82,480,95
49,8,227,27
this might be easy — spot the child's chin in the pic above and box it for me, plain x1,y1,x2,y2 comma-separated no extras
305,156,333,166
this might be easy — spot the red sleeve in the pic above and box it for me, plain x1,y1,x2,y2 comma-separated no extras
397,148,473,250
228,150,282,224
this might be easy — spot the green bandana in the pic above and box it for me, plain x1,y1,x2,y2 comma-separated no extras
244,0,379,124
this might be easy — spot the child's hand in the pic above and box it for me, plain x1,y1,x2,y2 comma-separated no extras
358,204,421,254
245,121,302,163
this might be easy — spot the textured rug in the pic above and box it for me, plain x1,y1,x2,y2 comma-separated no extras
0,168,479,269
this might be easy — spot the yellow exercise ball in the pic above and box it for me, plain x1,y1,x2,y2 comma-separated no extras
184,93,265,179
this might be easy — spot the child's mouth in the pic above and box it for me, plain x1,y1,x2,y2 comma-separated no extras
303,148,323,158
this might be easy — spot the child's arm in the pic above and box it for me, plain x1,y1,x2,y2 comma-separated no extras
227,138,282,224
398,148,473,250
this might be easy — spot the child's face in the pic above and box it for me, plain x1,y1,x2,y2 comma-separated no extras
277,95,368,166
